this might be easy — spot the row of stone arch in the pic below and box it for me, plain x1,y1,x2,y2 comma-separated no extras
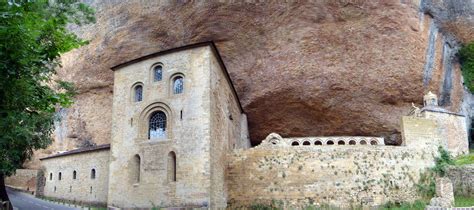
290,139,379,146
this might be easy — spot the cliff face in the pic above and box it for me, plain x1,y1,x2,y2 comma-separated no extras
26,0,474,167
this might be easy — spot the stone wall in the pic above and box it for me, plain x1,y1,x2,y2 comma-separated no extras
226,141,438,208
446,165,474,196
107,46,213,208
41,149,110,206
422,110,469,156
209,49,250,208
107,44,248,208
5,169,39,194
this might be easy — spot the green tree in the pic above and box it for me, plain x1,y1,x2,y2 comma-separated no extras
0,0,94,206
460,42,474,92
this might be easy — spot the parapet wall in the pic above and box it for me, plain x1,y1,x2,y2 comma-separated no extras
226,144,438,208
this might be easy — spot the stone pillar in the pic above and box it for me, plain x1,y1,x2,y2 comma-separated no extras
429,177,454,208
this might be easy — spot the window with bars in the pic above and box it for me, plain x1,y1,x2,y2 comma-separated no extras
173,77,184,94
154,66,162,82
134,85,143,102
149,111,167,139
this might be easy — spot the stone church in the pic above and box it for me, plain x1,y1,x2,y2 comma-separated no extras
39,42,469,209
40,42,251,208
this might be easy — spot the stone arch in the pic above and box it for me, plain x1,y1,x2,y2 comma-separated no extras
263,133,283,146
150,62,164,82
169,73,186,96
130,82,144,103
138,102,173,140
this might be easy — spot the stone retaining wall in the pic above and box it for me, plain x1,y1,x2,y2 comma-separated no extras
447,165,474,196
226,145,438,208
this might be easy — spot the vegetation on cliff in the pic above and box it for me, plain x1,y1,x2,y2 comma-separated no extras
460,42,474,92
0,0,94,206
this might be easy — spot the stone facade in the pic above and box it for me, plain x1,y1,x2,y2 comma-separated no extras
107,42,249,208
35,44,470,208
40,145,110,206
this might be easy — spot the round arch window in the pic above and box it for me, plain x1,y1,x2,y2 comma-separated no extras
149,111,167,139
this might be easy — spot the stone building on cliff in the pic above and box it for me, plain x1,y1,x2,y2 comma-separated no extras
37,42,469,209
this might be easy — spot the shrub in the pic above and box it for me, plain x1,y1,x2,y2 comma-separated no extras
460,42,474,92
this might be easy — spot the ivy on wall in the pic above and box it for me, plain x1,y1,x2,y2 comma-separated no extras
460,42,474,92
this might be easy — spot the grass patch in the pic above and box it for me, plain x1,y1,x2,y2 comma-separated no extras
454,149,474,166
381,200,427,210
455,196,474,207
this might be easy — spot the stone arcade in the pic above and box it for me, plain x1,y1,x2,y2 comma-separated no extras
38,42,469,208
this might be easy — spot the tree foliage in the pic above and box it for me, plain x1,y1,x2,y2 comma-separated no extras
460,42,474,92
0,0,94,177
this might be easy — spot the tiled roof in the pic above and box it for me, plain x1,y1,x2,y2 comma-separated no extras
39,144,110,160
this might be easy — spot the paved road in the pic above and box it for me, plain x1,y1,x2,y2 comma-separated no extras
7,188,79,210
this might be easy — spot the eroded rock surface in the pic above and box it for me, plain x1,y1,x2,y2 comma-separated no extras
28,0,474,163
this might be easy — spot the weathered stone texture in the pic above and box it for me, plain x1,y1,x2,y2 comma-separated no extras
422,111,469,156
5,169,39,194
209,49,250,208
107,45,249,208
447,164,474,196
226,145,437,208
429,177,455,208
27,0,471,158
41,149,110,206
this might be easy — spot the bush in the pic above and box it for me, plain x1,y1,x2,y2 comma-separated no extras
460,42,474,92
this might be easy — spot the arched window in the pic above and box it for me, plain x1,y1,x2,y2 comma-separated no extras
173,76,184,94
338,140,345,145
315,141,322,145
73,171,77,180
360,140,367,145
168,152,176,182
327,140,334,145
49,173,52,180
349,140,356,145
134,85,143,102
149,111,167,139
58,172,62,180
153,65,163,82
303,141,310,146
133,155,141,183
370,140,378,145
291,141,299,146
91,169,96,179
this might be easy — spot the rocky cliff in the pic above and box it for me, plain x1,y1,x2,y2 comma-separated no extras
26,0,474,167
